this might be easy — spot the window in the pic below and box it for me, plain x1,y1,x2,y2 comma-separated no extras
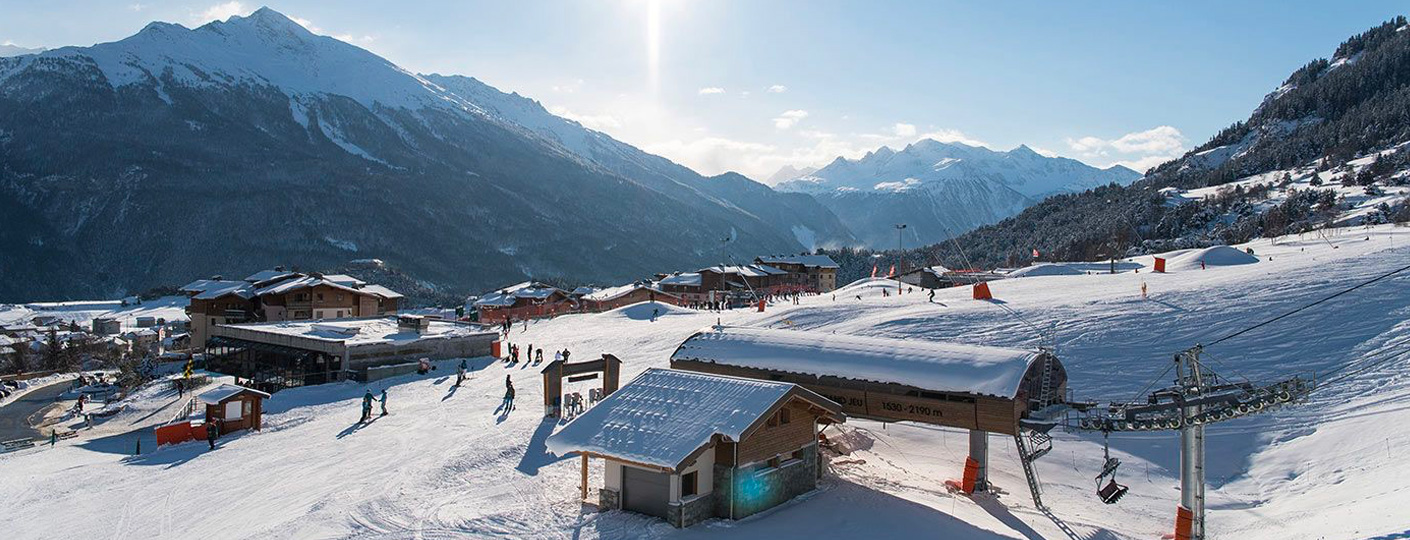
780,408,792,424
767,413,777,427
316,293,324,301
336,293,343,302
682,471,698,497
336,310,344,318
209,318,216,326
791,448,805,461
767,456,781,468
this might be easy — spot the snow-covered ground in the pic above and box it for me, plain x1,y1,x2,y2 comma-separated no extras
1,225,1408,539
0,295,189,331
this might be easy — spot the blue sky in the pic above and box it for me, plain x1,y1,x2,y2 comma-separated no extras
2,1,1405,181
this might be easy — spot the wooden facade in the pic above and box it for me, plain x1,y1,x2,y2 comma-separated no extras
672,352,1062,436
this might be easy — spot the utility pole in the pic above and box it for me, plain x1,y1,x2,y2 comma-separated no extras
1175,348,1206,540
894,223,907,295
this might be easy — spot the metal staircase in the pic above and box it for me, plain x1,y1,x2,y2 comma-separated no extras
1014,430,1049,510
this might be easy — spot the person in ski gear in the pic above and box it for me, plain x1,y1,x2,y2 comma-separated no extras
205,419,219,450
503,375,516,411
928,290,935,303
379,389,388,416
361,390,375,422
535,348,543,364
651,308,659,322
562,349,571,362
554,350,563,363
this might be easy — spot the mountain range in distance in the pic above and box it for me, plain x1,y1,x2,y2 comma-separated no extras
0,7,1139,302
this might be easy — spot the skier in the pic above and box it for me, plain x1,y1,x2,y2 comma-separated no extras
361,389,375,422
554,349,563,364
651,308,659,322
205,419,219,450
562,349,571,363
503,375,516,411
928,290,935,303
535,348,543,365
1141,281,1149,300
379,389,389,416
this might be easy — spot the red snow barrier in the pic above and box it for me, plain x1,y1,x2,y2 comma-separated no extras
1174,505,1193,540
1154,257,1167,273
154,421,195,446
972,282,993,300
491,340,502,359
757,299,766,312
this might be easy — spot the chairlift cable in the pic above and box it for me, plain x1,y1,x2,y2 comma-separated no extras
1205,261,1410,348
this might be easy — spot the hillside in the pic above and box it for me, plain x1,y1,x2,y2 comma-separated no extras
2,225,1406,539
0,8,846,303
888,17,1410,270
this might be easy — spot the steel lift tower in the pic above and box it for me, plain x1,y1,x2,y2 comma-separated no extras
1070,345,1314,540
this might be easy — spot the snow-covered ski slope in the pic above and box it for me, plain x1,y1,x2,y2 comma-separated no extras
2,225,1408,539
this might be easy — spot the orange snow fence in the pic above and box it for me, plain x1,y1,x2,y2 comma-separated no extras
1154,257,1167,273
757,299,766,312
491,340,502,359
972,282,993,300
961,457,980,494
1174,505,1194,540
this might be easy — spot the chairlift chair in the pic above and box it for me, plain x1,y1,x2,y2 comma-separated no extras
1095,433,1130,504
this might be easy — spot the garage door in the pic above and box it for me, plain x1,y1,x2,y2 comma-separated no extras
621,466,670,519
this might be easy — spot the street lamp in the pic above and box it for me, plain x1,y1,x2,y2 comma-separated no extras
894,224,907,294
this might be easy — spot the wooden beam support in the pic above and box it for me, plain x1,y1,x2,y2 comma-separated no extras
580,453,589,501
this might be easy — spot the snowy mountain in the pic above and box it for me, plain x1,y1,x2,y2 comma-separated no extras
0,44,44,57
0,8,847,301
776,140,1139,247
765,164,817,185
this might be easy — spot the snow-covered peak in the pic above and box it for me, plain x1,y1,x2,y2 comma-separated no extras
776,137,1140,197
29,8,463,113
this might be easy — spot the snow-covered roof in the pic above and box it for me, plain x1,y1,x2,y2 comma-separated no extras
571,286,598,296
473,282,564,307
545,368,839,470
582,283,671,302
321,274,366,287
218,316,494,346
699,264,787,277
186,280,256,300
243,270,297,284
197,384,270,405
755,254,840,269
359,284,404,300
659,273,702,287
671,326,1043,399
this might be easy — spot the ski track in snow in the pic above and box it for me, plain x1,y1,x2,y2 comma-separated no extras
2,225,1409,539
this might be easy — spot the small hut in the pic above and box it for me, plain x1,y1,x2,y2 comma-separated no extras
197,384,270,435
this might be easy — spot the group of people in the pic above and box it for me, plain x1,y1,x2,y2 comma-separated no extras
360,388,388,422
504,343,570,366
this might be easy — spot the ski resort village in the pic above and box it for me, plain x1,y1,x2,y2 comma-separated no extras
4,3,1410,540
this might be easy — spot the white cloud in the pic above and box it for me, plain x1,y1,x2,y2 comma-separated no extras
767,85,787,93
1065,125,1186,172
129,3,148,11
773,109,809,130
548,106,622,131
195,1,249,23
892,123,917,137
698,87,726,95
552,79,585,93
